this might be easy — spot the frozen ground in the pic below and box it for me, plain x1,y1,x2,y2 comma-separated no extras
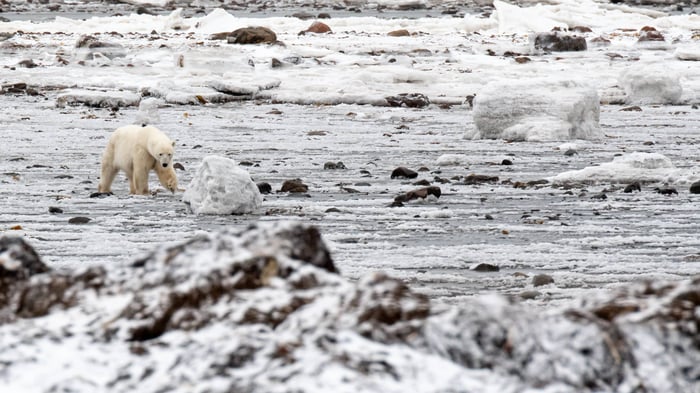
2,96,699,305
1,0,699,307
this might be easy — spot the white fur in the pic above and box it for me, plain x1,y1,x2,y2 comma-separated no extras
98,125,178,195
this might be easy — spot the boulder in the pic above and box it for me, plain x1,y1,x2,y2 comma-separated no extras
690,180,700,194
228,27,277,44
471,79,600,141
182,155,262,215
299,21,331,35
533,32,587,52
385,93,430,108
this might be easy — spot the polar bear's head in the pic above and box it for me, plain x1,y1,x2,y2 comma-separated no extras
151,139,175,169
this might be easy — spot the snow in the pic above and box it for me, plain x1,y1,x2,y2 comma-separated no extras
183,155,262,215
619,67,683,105
470,79,601,142
675,47,700,61
549,152,692,185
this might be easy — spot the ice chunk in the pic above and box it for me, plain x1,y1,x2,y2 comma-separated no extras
436,154,467,166
493,0,567,34
56,89,140,108
619,67,682,105
183,155,262,215
470,79,601,142
674,47,700,61
549,152,683,184
134,97,163,126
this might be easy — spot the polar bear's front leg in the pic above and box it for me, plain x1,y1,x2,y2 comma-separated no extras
155,166,178,193
98,142,118,193
131,151,152,195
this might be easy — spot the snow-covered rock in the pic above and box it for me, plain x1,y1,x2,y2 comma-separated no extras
56,89,141,108
674,47,700,61
549,152,683,184
619,67,683,105
183,155,262,215
436,154,467,166
134,97,163,125
470,79,601,142
1,225,699,393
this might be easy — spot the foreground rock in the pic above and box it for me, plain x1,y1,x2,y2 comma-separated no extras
532,32,587,52
227,26,277,44
182,155,262,215
1,225,699,392
470,79,600,141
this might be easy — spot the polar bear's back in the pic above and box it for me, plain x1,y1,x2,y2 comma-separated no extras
108,125,158,170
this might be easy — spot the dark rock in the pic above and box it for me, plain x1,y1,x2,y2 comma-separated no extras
638,27,665,43
532,274,554,287
589,36,611,46
472,263,499,272
393,186,441,203
484,214,493,220
620,106,642,112
48,206,63,214
271,58,283,68
75,34,125,59
591,193,607,200
2,83,28,94
534,32,587,52
239,161,254,167
228,27,277,45
318,13,331,19
520,290,540,300
514,56,531,64
324,161,346,170
690,181,700,194
257,182,272,194
68,217,91,224
655,187,678,196
280,179,309,193
0,236,49,280
341,187,360,193
412,179,431,186
291,12,315,20
391,167,418,179
136,6,154,15
571,26,593,33
325,208,341,213
18,59,37,68
89,192,113,198
564,149,578,156
348,273,429,341
385,93,430,108
642,141,654,146
624,182,641,193
388,29,411,37
501,159,513,166
461,174,499,185
173,163,185,171
299,22,332,35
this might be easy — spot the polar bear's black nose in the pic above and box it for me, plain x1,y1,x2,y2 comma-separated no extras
162,163,168,168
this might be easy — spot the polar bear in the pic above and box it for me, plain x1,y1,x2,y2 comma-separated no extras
98,125,178,195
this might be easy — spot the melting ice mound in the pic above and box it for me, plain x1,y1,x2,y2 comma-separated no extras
183,155,262,215
469,79,601,142
1,224,699,392
620,67,683,105
550,152,685,184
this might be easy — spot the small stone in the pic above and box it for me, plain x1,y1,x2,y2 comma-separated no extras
412,179,431,186
89,192,113,198
642,141,654,146
324,161,346,170
620,106,642,112
325,207,341,213
472,263,499,272
10,225,22,230
18,59,38,68
501,229,510,235
655,187,678,196
48,206,63,214
228,26,277,45
291,12,315,20
299,22,331,35
280,179,308,193
514,56,531,64
520,290,541,300
385,93,430,108
591,193,607,200
484,214,493,220
571,26,593,33
393,186,441,203
564,149,578,156
690,180,700,194
318,13,331,19
534,32,587,52
501,159,513,166
68,216,91,224
532,274,554,287
391,167,418,179
271,58,283,68
257,182,272,194
173,163,185,171
461,174,499,185
388,29,410,37
624,182,641,193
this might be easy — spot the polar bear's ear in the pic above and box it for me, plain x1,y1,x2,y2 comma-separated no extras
171,141,176,147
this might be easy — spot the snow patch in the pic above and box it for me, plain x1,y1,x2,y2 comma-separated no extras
470,79,600,142
549,152,684,185
56,89,141,108
436,154,468,166
183,155,262,215
674,47,700,61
